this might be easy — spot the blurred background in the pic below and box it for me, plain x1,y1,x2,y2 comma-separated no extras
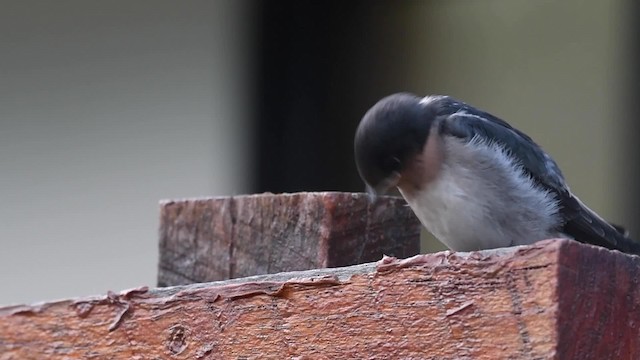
1,0,638,305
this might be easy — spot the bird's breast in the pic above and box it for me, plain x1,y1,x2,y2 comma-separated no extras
399,136,563,251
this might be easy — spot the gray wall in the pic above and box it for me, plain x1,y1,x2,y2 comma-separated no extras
0,1,252,304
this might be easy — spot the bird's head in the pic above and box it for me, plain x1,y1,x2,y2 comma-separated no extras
354,93,435,196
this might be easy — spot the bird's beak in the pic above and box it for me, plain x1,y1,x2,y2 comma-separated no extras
366,172,401,202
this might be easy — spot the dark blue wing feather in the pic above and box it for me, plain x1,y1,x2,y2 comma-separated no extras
431,96,568,194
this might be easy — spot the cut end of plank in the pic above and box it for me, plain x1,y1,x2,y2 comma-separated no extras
158,191,421,286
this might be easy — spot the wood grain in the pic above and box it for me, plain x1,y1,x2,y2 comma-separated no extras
5,239,636,359
158,192,421,286
556,241,640,359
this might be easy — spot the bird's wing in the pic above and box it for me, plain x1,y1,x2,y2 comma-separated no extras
433,96,639,254
434,97,568,193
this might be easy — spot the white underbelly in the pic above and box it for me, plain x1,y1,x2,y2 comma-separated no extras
400,169,510,251
399,138,562,251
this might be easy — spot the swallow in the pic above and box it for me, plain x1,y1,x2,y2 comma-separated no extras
354,92,639,254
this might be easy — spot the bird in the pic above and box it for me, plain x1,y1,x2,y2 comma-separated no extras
354,92,639,254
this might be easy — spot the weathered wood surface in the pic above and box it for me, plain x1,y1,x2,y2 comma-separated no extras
3,239,638,359
158,192,421,286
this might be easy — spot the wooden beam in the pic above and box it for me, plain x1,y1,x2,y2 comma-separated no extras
2,239,638,359
158,192,421,286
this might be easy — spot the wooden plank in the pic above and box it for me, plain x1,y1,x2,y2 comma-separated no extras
556,241,640,359
158,192,421,286
4,239,637,359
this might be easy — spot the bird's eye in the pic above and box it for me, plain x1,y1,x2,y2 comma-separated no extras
382,156,401,173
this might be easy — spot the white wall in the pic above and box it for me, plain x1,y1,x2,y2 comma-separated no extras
0,1,252,304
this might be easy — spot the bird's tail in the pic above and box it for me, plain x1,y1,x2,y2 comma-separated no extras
563,195,640,256
610,223,631,238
